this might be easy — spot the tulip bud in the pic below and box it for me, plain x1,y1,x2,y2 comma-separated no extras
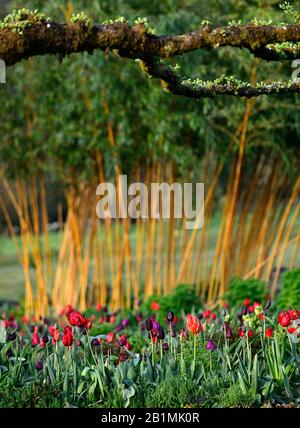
206,339,217,351
119,336,127,347
122,319,129,328
241,305,248,316
7,332,17,341
156,327,165,340
167,311,175,323
162,342,169,351
41,335,49,344
6,349,13,358
136,312,143,322
35,361,43,371
91,338,100,347
145,319,153,331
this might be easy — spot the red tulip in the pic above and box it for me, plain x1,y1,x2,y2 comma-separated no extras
150,301,160,311
278,311,291,327
31,327,39,347
65,305,75,315
248,330,254,338
288,309,298,320
238,327,245,337
203,310,211,319
21,315,29,324
265,327,273,338
117,352,127,365
99,316,106,324
107,332,115,343
119,334,131,350
288,326,296,334
186,314,202,335
67,310,87,328
109,316,116,324
53,329,61,343
62,326,73,347
243,298,251,306
211,313,217,321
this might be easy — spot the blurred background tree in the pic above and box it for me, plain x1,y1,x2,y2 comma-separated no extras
0,0,299,315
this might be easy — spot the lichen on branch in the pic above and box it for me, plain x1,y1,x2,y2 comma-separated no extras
0,8,300,99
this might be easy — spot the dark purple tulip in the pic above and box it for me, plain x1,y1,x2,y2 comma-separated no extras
145,319,153,331
35,361,43,371
162,342,169,352
7,332,17,341
38,325,43,334
91,338,100,347
6,349,13,358
119,337,127,347
172,329,176,338
135,299,141,307
237,310,243,322
241,305,248,316
153,321,160,330
102,306,108,313
156,327,165,340
167,311,175,323
41,335,49,344
136,312,143,323
115,324,122,333
30,324,35,333
206,340,217,351
122,319,129,328
224,322,233,339
197,313,203,320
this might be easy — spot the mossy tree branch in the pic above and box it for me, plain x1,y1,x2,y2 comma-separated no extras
1,10,300,98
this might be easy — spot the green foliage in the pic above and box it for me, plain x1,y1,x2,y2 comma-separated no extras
216,383,256,408
0,8,48,34
70,11,92,26
0,383,64,408
277,269,300,309
142,284,198,323
225,277,266,307
144,375,202,407
1,300,300,408
1,0,300,185
89,322,112,336
280,2,300,23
